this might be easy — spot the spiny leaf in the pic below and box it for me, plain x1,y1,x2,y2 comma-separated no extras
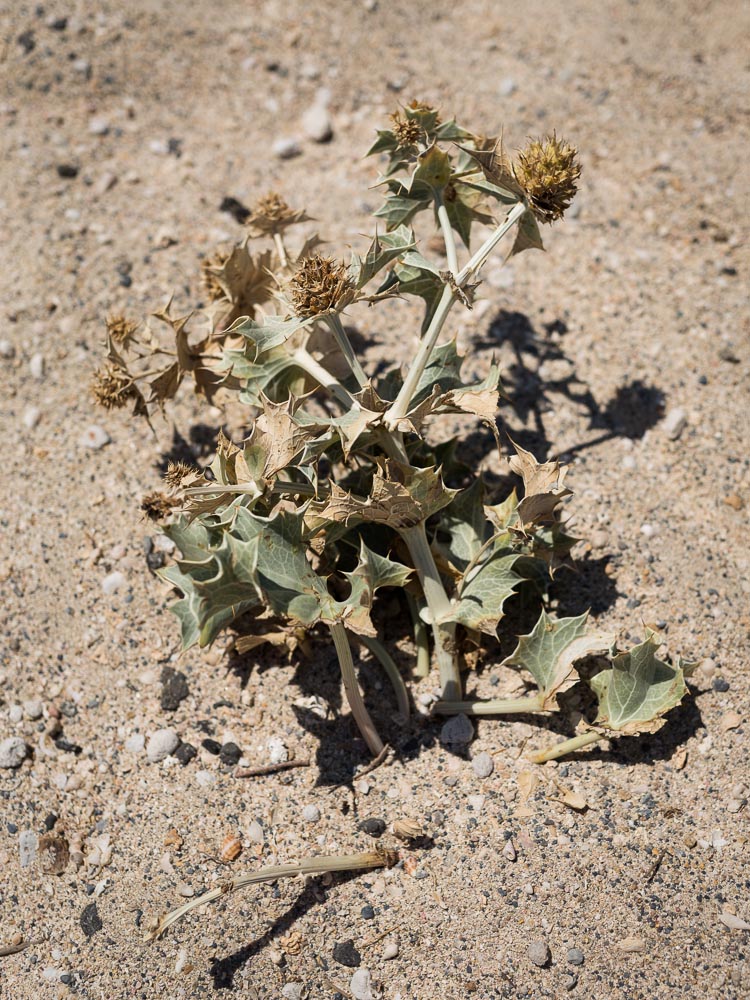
435,478,486,575
503,610,614,709
438,537,522,635
349,225,416,289
458,141,525,202
412,144,452,192
509,209,545,257
232,314,315,355
589,633,689,736
508,440,571,528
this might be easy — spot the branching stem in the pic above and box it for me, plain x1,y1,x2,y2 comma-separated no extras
433,694,546,716
325,314,369,388
292,347,360,410
356,635,410,719
330,622,384,757
436,192,459,276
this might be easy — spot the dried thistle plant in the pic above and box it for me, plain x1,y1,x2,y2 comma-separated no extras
96,106,694,765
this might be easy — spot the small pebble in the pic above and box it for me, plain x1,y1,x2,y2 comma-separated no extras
502,839,517,862
202,738,222,755
174,742,196,766
195,770,215,787
160,667,189,712
302,103,333,143
617,936,645,953
281,985,303,1000
471,751,494,778
640,523,657,538
101,571,126,595
246,820,264,844
88,117,110,136
29,353,45,379
267,736,288,764
359,817,386,838
22,699,43,720
19,830,38,867
563,973,578,991
332,939,361,968
8,704,23,724
662,407,687,440
350,968,374,1000
302,804,321,823
174,949,188,974
0,339,15,358
80,902,102,937
567,948,584,966
79,425,110,450
499,76,517,96
125,734,145,753
712,677,730,693
528,940,551,967
56,163,79,179
383,938,399,960
23,406,41,429
272,137,301,159
146,728,179,763
361,905,375,920
177,882,194,898
219,742,241,766
440,713,474,750
0,736,29,769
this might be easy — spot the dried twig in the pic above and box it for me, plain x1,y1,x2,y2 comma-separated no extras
147,848,399,940
234,759,311,779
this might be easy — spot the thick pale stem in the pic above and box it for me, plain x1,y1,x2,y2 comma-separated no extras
529,729,604,764
406,592,431,679
357,635,410,720
273,232,289,269
436,193,458,276
400,523,460,701
148,849,395,940
433,694,546,716
330,622,384,757
325,314,368,389
385,283,455,427
292,347,360,410
456,201,526,284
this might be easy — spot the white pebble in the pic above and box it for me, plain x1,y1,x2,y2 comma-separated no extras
8,704,23,724
503,839,517,861
146,728,179,763
0,339,15,358
42,968,63,983
153,533,176,554
499,77,517,96
79,425,110,450
471,751,494,779
23,406,41,429
663,407,687,440
640,523,658,538
174,948,188,973
19,829,38,867
272,137,301,159
267,736,288,764
281,985,303,1000
22,699,43,720
302,103,333,143
195,769,215,787
177,882,194,897
246,819,264,844
88,117,110,135
383,937,399,960
125,733,145,753
29,353,45,379
0,736,29,769
302,804,321,823
101,570,126,595
350,968,374,1000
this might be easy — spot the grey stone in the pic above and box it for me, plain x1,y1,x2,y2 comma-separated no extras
471,751,494,778
19,829,38,867
125,733,145,753
0,736,28,769
440,713,474,749
80,902,103,937
160,667,189,711
146,728,179,763
23,699,43,720
567,947,584,966
528,940,551,967
332,939,361,968
281,986,303,1000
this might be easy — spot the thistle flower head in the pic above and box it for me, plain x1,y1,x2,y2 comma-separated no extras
163,460,196,490
289,255,354,317
201,249,230,301
514,134,581,223
246,192,310,237
106,314,138,348
140,491,179,521
90,363,135,409
389,111,424,148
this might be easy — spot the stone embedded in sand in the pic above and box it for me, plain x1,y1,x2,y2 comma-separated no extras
0,736,29,769
146,728,179,763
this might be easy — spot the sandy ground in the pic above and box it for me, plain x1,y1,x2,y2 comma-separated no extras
1,1,749,997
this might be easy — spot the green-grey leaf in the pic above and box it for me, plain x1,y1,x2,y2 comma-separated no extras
503,610,614,708
435,478,486,573
440,546,522,635
349,225,416,289
232,314,314,354
590,633,688,735
509,209,545,257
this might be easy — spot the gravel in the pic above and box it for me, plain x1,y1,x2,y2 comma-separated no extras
302,102,333,142
0,736,28,769
101,571,127,595
663,407,687,440
350,968,374,1000
79,425,111,450
160,667,189,711
272,137,301,159
471,751,494,778
302,804,321,823
567,947,585,966
80,903,103,937
146,729,179,763
440,713,474,750
333,939,361,968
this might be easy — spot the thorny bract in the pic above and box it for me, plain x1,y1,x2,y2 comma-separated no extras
95,104,693,761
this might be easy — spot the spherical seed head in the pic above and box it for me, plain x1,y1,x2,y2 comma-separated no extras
105,314,138,347
90,364,135,409
514,134,581,223
163,460,195,490
246,191,309,237
140,491,178,521
389,111,424,148
289,255,354,317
